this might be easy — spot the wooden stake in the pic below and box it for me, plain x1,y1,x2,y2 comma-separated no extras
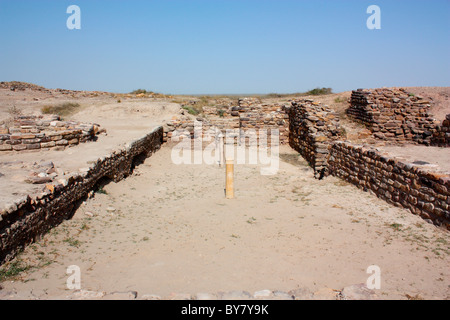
225,158,234,199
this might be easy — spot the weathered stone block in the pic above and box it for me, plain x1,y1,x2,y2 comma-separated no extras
26,143,41,150
41,141,56,148
12,144,27,151
0,144,12,151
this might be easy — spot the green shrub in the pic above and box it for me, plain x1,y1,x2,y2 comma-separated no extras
130,89,154,95
182,106,200,116
0,260,33,281
305,88,333,96
130,89,147,94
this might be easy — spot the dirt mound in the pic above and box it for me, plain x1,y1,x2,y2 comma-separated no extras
0,81,50,92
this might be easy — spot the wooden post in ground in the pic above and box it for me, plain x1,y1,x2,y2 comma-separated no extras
225,157,234,199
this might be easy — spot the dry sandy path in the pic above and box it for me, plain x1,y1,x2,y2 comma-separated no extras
0,144,449,300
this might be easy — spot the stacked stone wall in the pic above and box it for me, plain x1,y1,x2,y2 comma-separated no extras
164,98,289,147
347,88,440,145
288,99,341,177
328,142,450,229
431,114,450,147
0,115,103,152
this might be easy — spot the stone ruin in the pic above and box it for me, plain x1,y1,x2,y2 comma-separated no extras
347,88,449,147
164,97,290,146
0,87,449,266
0,115,105,152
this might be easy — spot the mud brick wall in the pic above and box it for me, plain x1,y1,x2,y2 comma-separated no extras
0,127,164,265
164,97,289,147
288,99,341,178
0,115,103,152
431,114,450,147
163,116,239,143
347,88,440,145
328,142,450,229
232,98,289,145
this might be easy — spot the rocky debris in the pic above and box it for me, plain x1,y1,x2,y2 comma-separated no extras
253,289,273,299
0,81,113,98
0,285,388,300
0,81,50,93
272,291,293,300
24,176,53,184
195,293,219,300
102,291,138,300
312,288,341,300
339,284,378,300
220,290,253,300
70,290,106,300
23,161,59,184
288,287,314,300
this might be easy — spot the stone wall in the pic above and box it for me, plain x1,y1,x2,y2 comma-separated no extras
347,88,440,145
0,127,164,265
0,115,103,152
288,99,342,178
234,98,289,145
328,142,450,229
431,114,450,147
288,96,449,229
164,98,289,147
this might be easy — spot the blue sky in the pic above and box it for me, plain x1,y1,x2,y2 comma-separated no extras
0,0,449,94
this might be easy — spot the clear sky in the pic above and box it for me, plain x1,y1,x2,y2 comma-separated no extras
0,0,449,94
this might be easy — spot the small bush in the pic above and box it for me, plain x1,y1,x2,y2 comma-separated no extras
130,89,153,95
0,260,33,281
305,88,333,96
41,102,81,118
182,106,200,116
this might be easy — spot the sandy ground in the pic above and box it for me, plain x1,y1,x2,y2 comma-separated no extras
0,144,448,300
